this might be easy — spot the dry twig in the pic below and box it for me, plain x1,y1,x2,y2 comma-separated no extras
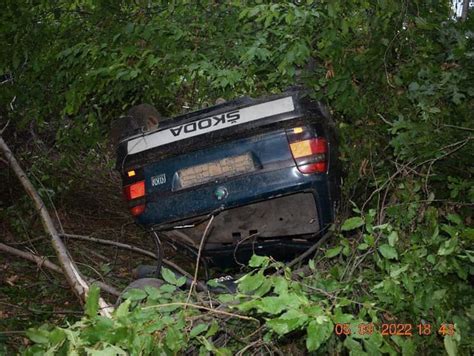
143,301,258,322
282,231,332,272
186,215,214,304
60,233,208,292
0,242,121,297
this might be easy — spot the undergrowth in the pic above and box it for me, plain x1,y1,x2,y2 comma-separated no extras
24,204,473,354
1,1,473,355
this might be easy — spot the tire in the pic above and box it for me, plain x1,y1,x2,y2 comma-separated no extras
109,104,161,147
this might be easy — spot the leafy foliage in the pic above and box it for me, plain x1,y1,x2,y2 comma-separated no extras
24,214,473,354
1,0,473,354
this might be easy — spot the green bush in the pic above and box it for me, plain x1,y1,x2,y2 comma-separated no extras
1,1,472,354
25,208,473,354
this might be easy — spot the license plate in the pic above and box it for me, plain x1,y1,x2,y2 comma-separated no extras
178,153,255,189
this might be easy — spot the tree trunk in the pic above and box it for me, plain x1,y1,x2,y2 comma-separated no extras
0,136,113,316
461,0,470,21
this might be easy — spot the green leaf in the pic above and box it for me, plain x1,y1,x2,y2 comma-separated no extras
390,264,408,278
249,254,270,268
272,276,289,295
388,231,398,247
84,345,127,355
207,279,220,288
26,328,50,344
161,267,178,285
438,237,458,256
344,336,365,354
255,278,273,297
144,320,166,333
175,276,187,287
190,323,209,338
341,217,364,231
257,296,287,314
205,321,219,337
306,320,333,351
218,294,235,304
378,244,398,260
266,318,294,335
85,284,100,317
332,308,354,323
115,299,130,318
237,272,265,293
48,328,66,345
444,335,457,356
144,285,161,300
123,288,147,301
166,326,183,352
160,284,177,293
325,246,342,258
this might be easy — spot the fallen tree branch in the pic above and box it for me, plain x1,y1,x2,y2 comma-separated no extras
0,136,113,316
60,233,208,292
0,242,121,297
62,233,157,259
282,231,332,272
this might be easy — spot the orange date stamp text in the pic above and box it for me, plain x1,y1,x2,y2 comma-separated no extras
334,323,455,337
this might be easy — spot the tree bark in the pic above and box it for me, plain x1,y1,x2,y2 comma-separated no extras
0,242,121,297
461,0,470,21
0,136,113,316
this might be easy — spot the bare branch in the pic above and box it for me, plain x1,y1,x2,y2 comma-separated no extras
60,233,208,292
187,215,214,303
0,242,121,297
143,301,258,322
0,135,113,316
1,119,10,134
282,231,332,271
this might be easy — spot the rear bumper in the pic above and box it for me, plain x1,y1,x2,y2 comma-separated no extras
179,191,321,248
138,165,333,229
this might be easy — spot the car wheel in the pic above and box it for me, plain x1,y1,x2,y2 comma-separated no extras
109,104,162,147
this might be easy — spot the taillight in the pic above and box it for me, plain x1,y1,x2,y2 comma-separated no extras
123,180,146,216
123,180,145,200
287,126,328,174
130,204,145,216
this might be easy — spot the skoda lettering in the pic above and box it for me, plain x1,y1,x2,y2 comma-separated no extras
126,96,295,155
170,111,240,137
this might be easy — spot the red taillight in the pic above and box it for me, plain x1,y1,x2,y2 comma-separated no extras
123,180,145,200
123,180,146,216
287,127,328,174
297,160,327,174
130,204,145,216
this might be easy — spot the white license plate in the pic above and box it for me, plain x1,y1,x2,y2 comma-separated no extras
178,153,255,189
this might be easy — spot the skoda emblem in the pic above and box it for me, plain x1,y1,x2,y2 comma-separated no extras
214,186,228,201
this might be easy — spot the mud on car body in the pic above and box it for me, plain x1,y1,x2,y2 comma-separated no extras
115,89,341,267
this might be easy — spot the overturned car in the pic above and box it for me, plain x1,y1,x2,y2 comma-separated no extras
114,89,341,268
